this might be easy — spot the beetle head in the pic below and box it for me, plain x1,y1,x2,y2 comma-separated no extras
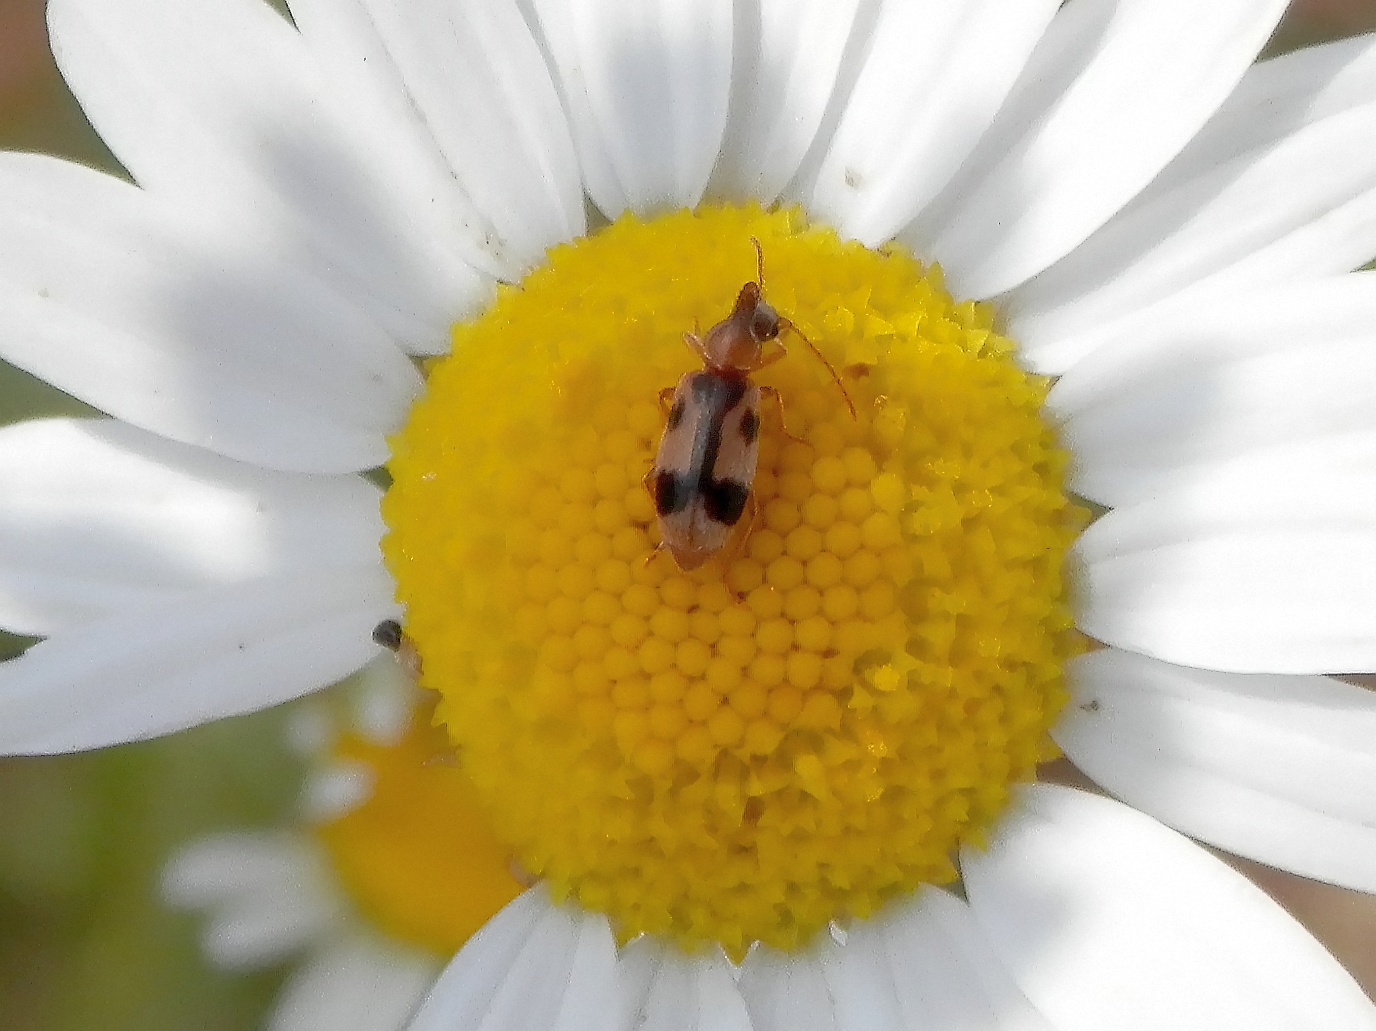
702,281,779,373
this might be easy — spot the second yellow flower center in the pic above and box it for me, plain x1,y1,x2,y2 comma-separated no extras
382,205,1083,958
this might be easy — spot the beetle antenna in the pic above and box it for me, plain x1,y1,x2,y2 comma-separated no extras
780,318,857,419
750,236,856,419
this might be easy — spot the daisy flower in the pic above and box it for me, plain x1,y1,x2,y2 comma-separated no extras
164,662,520,1031
3,0,1376,1027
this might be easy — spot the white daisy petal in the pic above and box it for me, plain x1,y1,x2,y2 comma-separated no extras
285,701,336,758
163,832,326,910
741,890,1052,1031
1076,478,1376,674
1011,40,1376,373
1068,435,1376,540
737,947,835,1031
805,0,1060,247
270,935,439,1031
408,888,618,1031
48,0,486,350
532,0,733,217
1047,274,1376,507
0,418,383,636
346,656,421,747
705,0,867,205
623,941,751,1031
0,565,397,755
203,894,338,971
962,784,1376,1031
876,891,1053,1031
468,906,583,1028
607,938,670,1031
903,0,1289,299
816,920,904,1030
519,0,623,223
406,891,546,1031
300,761,378,823
0,153,421,473
163,832,342,968
548,907,631,1031
277,0,512,292
286,0,584,275
1059,649,1376,894
1143,32,1376,199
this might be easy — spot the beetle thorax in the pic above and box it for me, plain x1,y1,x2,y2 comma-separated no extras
701,281,779,373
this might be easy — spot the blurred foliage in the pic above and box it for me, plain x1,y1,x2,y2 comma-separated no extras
1271,0,1376,50
0,716,301,1031
1,1,1375,1029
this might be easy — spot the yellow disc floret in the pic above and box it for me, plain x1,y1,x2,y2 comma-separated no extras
382,205,1084,958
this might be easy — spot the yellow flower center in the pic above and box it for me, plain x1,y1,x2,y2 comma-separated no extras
382,204,1084,958
315,718,524,954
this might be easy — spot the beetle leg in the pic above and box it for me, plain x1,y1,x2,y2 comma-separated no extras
642,467,658,504
760,385,808,446
657,386,676,418
751,342,788,371
642,538,670,569
641,472,671,565
723,490,759,593
683,321,709,364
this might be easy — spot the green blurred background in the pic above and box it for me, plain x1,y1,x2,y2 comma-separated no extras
2,1,1376,1028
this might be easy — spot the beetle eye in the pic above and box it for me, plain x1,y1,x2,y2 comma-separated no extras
751,310,778,341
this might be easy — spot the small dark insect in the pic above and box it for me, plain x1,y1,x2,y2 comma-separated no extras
647,239,854,570
373,618,421,681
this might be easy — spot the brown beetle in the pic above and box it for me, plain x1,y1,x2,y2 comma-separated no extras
648,240,854,570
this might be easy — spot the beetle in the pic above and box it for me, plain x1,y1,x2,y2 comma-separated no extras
647,240,855,571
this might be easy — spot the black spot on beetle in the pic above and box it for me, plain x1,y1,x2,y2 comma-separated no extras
703,479,750,526
666,398,686,430
739,408,760,444
655,470,692,516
